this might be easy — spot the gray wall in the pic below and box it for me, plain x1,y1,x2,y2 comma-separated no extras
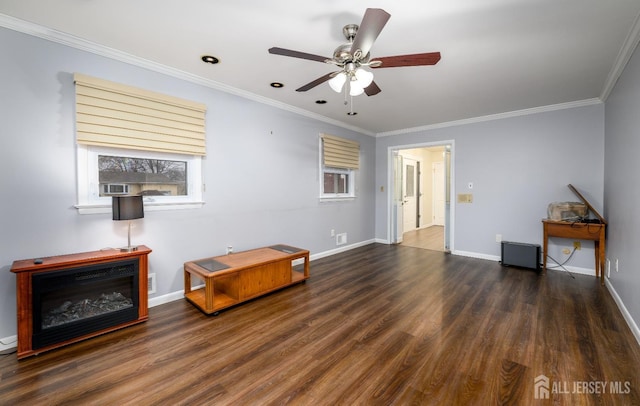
375,104,605,268
604,42,640,329
0,28,376,339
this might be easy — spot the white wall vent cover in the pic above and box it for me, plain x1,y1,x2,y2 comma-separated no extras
336,233,347,246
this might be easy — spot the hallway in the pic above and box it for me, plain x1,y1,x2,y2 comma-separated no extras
400,225,444,252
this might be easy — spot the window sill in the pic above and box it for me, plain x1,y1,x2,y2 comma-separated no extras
75,201,205,214
319,196,356,203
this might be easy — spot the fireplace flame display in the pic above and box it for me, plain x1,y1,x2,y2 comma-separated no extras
32,259,140,349
43,292,133,329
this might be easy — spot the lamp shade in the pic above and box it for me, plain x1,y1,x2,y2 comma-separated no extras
112,195,144,221
349,80,365,96
355,68,374,88
328,72,346,93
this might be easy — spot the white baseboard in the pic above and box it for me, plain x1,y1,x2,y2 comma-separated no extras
149,290,185,308
452,250,500,262
453,249,596,276
309,238,377,261
605,279,640,346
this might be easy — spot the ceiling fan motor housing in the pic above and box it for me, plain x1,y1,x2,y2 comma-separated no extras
333,44,352,64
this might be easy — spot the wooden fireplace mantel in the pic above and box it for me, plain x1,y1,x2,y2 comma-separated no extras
10,246,151,359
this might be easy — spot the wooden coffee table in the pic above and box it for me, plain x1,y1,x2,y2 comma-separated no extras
183,245,309,314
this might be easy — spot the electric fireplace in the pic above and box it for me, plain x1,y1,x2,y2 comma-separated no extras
10,246,151,359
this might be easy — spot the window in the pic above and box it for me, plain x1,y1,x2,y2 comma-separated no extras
99,155,186,197
76,145,203,214
324,169,351,195
320,134,359,200
73,73,206,214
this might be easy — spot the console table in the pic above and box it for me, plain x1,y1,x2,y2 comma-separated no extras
183,245,310,315
542,220,605,284
542,184,607,285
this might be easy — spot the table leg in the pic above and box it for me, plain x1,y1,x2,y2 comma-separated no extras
542,226,548,272
599,229,606,285
303,254,310,278
184,269,191,294
594,241,600,279
205,278,215,313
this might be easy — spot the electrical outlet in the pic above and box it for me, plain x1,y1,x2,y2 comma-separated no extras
330,229,335,237
573,241,581,250
562,248,571,255
495,234,502,243
226,246,233,255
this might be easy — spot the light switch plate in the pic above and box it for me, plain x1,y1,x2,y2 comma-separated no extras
457,193,473,203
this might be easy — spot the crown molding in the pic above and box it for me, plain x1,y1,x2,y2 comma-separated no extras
1,12,622,139
376,98,603,137
600,10,640,101
0,14,374,137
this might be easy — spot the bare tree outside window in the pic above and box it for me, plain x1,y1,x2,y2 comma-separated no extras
99,155,187,197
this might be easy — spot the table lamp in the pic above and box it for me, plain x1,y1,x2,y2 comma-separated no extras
112,195,144,252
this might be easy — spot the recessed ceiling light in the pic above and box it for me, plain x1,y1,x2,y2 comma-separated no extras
270,82,284,88
315,100,327,104
201,55,219,64
347,111,358,116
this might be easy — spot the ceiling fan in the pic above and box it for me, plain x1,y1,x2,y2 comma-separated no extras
268,8,441,97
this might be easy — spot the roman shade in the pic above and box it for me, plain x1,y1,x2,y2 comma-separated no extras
321,133,360,169
74,73,207,155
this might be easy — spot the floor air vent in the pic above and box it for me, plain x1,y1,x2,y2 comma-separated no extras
501,241,541,271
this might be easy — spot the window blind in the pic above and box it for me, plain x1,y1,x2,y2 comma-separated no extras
74,73,207,156
321,133,360,169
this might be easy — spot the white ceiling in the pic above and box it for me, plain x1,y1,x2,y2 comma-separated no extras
2,0,640,135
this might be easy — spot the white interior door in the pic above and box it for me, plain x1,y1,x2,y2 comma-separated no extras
433,161,445,226
403,158,418,232
393,153,404,243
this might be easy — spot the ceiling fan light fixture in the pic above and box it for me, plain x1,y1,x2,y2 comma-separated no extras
349,81,365,96
328,72,347,93
355,68,374,88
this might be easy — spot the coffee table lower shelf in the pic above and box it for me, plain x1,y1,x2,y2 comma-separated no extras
184,288,237,312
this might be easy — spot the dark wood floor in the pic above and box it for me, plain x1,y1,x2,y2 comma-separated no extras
1,244,639,405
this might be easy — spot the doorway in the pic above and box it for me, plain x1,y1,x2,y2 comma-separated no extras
390,143,453,252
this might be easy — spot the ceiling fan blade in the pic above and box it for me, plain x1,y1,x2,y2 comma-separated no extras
371,52,441,68
364,81,381,96
296,72,335,92
350,8,391,58
268,47,329,63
